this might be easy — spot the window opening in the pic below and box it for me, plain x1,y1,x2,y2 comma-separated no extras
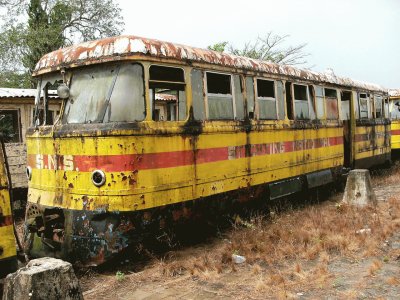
206,72,234,120
374,95,383,118
0,109,21,143
341,91,352,120
257,79,276,119
325,88,338,120
285,82,294,120
294,84,309,119
359,93,369,119
149,65,186,121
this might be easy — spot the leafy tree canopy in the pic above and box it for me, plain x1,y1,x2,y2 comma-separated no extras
0,0,125,88
208,32,309,66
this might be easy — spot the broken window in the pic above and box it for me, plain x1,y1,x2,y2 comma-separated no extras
0,109,21,143
206,72,233,120
359,93,369,119
257,79,276,119
149,65,186,121
374,95,383,118
64,64,117,123
325,88,338,120
293,84,309,119
340,91,352,120
34,74,62,126
62,63,147,124
104,64,145,122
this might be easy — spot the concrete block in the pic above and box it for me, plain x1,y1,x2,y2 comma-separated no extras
342,169,376,207
2,257,83,300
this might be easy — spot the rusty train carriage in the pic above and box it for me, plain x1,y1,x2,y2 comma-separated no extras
389,89,400,150
24,36,390,265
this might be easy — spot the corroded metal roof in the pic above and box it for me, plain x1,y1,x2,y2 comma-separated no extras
34,35,387,93
0,88,58,99
389,89,400,98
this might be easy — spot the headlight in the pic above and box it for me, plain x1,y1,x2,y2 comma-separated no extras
91,170,106,187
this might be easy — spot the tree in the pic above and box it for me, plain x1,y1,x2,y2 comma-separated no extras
0,0,124,88
208,32,309,66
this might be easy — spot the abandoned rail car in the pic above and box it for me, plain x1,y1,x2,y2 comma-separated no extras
389,89,400,150
24,35,390,265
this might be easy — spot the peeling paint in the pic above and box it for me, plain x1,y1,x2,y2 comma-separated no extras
33,35,386,93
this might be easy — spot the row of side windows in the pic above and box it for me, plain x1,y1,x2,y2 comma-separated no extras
148,65,388,122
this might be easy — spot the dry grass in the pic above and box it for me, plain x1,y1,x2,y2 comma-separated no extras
82,167,400,299
153,193,400,297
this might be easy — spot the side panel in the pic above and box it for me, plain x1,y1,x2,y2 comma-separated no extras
354,120,391,168
26,121,344,213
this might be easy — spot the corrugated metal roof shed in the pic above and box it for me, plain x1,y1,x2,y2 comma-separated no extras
0,88,37,98
0,88,58,98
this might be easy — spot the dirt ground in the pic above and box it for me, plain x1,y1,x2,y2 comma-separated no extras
78,165,400,300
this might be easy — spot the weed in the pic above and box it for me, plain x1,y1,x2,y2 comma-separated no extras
115,271,125,282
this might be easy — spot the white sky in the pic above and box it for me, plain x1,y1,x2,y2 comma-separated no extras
118,0,399,88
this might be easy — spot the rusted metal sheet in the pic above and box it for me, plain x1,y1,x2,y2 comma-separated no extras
33,35,386,93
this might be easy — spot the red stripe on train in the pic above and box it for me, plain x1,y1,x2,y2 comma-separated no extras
391,130,400,136
27,136,343,172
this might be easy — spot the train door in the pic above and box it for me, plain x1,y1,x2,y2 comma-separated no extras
0,137,18,278
341,90,354,168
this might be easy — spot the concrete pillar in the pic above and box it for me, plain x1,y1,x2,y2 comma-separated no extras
342,169,376,207
2,257,83,300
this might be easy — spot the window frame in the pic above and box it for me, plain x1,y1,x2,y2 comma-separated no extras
358,92,370,119
255,78,278,120
204,71,236,120
293,83,310,120
148,64,186,122
324,87,339,120
0,109,22,143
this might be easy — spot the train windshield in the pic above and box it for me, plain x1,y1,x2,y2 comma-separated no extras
62,62,145,124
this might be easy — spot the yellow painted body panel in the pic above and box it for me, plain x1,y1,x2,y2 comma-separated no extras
354,124,391,162
26,123,343,212
391,120,400,150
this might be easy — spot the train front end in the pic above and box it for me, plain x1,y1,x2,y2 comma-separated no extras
24,58,155,265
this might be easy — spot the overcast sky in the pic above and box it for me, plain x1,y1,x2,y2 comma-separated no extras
118,0,399,88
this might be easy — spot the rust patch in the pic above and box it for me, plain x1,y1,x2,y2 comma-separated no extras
33,35,386,93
